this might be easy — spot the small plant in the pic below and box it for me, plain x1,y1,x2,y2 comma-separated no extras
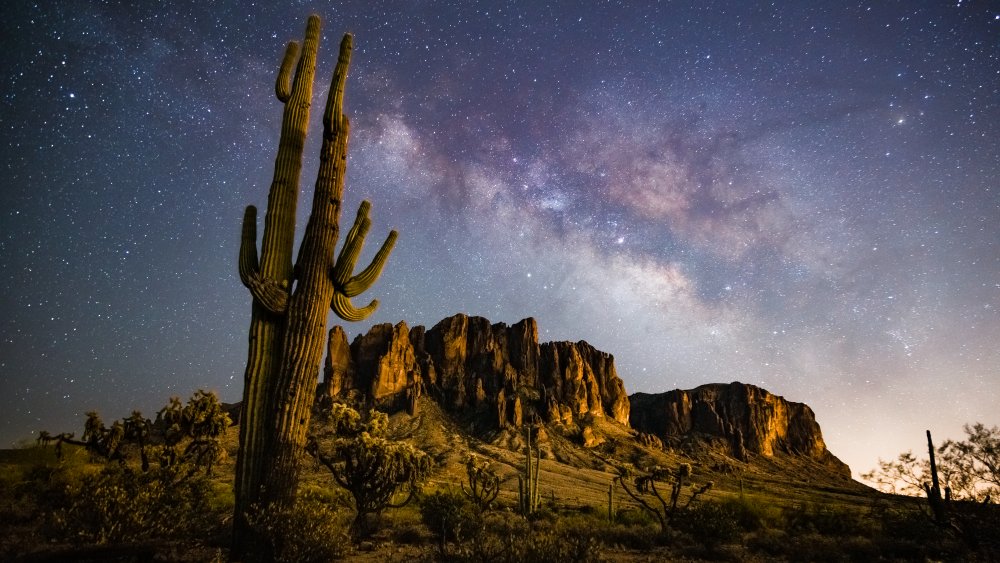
53,463,219,544
451,511,605,563
419,490,481,556
672,501,741,550
246,491,349,563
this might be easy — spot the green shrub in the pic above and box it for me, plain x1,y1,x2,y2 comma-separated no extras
419,490,481,545
53,464,218,544
445,511,605,563
784,503,871,537
614,506,657,527
745,528,789,557
718,496,781,532
247,491,349,563
672,501,741,549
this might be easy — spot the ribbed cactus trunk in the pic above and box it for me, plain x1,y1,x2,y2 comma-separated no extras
233,16,396,561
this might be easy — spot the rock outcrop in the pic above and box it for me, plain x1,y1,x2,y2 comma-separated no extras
630,382,850,477
320,314,630,429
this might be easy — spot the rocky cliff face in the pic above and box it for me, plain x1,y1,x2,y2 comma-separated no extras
630,382,850,477
320,314,630,428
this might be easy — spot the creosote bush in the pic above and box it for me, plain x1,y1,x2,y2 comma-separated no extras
671,501,741,550
443,510,605,563
246,491,350,563
54,464,216,544
419,489,481,554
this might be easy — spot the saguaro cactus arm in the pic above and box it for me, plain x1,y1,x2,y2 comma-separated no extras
275,41,299,103
330,200,397,320
239,206,289,314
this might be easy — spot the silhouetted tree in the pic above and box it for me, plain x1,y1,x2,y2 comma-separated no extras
615,462,712,534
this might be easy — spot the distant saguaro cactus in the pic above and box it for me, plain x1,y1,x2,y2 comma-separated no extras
232,15,397,560
518,425,541,516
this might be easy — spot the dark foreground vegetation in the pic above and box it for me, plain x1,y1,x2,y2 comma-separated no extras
2,393,999,562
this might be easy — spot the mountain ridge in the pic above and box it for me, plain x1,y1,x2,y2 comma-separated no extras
319,313,851,478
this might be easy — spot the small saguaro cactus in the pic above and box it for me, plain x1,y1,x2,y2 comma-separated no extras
518,425,541,516
232,15,397,559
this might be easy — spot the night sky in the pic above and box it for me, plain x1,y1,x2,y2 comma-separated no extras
3,1,998,477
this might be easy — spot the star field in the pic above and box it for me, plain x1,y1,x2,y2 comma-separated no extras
2,1,998,476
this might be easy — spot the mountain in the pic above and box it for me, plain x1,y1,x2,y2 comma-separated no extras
630,383,851,478
320,314,630,429
319,314,851,478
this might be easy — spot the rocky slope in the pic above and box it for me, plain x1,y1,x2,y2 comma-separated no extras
320,314,630,429
630,382,850,477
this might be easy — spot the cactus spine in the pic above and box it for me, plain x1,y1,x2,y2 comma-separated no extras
518,425,541,516
233,16,396,559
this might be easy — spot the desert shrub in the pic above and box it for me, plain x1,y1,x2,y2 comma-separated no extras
53,464,217,544
784,503,871,537
447,511,604,563
614,506,657,527
454,511,528,562
718,495,781,532
390,522,426,545
246,491,350,563
603,507,663,549
877,507,938,542
672,501,742,549
745,528,789,557
530,523,604,562
604,522,660,551
778,532,847,563
3,464,69,526
747,531,876,563
420,490,481,546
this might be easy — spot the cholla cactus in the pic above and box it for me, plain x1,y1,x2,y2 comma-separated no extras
308,403,430,539
462,454,501,511
616,462,713,534
45,391,230,475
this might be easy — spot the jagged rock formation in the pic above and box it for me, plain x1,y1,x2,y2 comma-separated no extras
320,314,630,428
318,316,850,477
629,382,850,477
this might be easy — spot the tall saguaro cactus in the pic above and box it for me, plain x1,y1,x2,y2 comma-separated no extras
233,15,396,558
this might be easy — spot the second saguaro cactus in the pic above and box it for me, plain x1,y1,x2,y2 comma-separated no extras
233,15,396,559
518,425,541,516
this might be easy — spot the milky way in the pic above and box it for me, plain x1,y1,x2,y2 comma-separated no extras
3,1,998,476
